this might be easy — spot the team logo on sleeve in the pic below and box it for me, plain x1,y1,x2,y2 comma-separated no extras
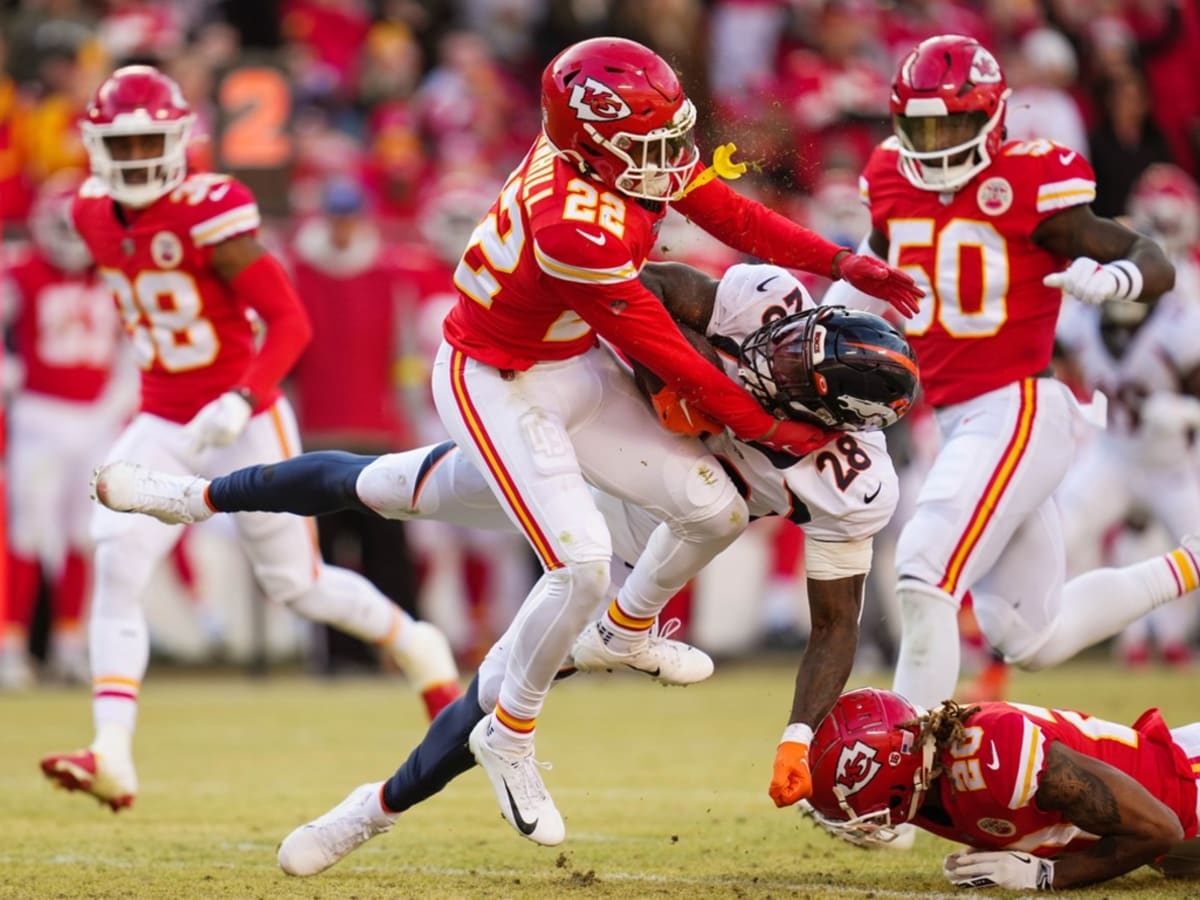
834,740,883,796
150,231,184,268
976,177,1013,216
568,78,632,122
977,817,1017,837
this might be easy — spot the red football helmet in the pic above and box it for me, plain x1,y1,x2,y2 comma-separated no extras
541,37,699,201
81,65,195,207
1128,163,1200,259
29,169,91,273
890,35,1011,193
808,688,934,845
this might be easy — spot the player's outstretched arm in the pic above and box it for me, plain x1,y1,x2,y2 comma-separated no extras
182,235,315,454
1035,741,1183,888
769,571,864,808
673,174,922,317
1035,205,1175,305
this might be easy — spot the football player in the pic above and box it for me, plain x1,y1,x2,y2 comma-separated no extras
359,34,918,845
91,260,919,872
822,36,1193,742
38,66,461,813
2,171,127,689
1056,166,1200,666
807,687,1200,890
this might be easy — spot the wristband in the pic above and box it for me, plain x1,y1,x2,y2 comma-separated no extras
1108,259,1144,301
781,722,814,746
831,249,851,281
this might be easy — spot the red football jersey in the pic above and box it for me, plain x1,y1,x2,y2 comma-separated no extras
72,172,276,423
5,248,118,402
862,137,1096,406
443,132,665,370
915,702,1199,855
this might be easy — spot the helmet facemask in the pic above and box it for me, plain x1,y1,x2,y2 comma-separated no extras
81,114,194,208
894,96,1009,193
583,100,700,200
738,306,919,432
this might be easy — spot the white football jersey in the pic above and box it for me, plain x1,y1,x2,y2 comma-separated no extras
1057,292,1200,438
700,264,898,542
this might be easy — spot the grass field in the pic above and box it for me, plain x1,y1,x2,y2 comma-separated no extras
3,659,1199,899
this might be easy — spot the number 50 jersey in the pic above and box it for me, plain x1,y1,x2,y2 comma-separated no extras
862,137,1096,407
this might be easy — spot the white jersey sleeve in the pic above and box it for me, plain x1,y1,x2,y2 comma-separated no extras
707,264,815,354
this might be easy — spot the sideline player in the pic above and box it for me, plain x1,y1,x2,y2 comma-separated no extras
37,66,460,813
821,35,1192,719
2,171,128,688
806,688,1200,890
93,260,920,870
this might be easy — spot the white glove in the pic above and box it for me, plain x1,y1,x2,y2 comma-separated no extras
943,849,1055,891
183,391,253,454
1043,257,1143,304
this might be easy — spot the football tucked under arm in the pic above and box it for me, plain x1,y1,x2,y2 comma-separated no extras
632,322,726,437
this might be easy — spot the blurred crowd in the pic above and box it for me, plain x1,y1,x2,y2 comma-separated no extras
2,0,1200,685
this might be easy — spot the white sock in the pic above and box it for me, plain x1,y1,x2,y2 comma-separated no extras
892,581,961,709
1026,546,1200,669
89,613,148,738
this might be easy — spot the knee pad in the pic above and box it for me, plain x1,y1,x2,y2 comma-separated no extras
670,486,748,546
970,592,1052,669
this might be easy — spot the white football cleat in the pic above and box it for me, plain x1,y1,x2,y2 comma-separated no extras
468,716,564,846
570,621,714,685
278,782,396,877
92,462,213,525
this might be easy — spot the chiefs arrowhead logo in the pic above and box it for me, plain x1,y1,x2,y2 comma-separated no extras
969,47,1003,85
568,77,631,122
835,740,883,797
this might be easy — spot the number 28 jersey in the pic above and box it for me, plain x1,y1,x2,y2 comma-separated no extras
862,137,1096,407
916,702,1199,855
72,173,269,423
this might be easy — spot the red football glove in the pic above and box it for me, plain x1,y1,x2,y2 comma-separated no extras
755,419,838,457
836,252,923,318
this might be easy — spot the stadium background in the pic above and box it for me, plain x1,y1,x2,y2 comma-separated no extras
2,3,1200,895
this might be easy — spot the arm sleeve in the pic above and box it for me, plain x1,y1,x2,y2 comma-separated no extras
562,276,774,439
228,253,313,403
673,168,844,277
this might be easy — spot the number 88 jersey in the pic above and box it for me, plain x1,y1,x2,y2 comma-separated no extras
862,137,1096,407
72,172,267,423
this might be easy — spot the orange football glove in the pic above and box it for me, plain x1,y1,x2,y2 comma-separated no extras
769,741,812,807
651,385,724,437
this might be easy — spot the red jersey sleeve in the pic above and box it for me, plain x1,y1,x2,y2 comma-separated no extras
534,222,774,440
179,176,262,248
673,165,843,277
1023,141,1096,226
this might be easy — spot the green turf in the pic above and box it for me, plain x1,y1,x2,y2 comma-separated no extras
2,660,1198,898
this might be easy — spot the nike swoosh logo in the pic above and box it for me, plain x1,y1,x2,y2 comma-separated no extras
863,484,882,504
986,740,1000,771
756,276,779,292
628,664,661,678
503,781,539,835
1058,151,1076,165
575,228,607,246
